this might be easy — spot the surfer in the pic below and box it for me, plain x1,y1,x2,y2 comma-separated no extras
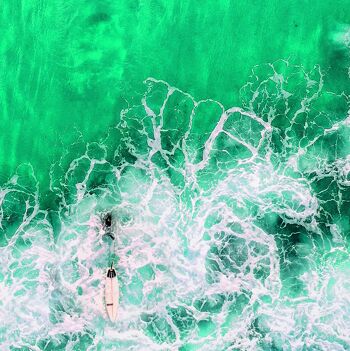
100,212,120,321
102,212,115,240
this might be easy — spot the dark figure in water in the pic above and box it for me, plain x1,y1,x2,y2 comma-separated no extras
103,213,115,240
104,213,112,228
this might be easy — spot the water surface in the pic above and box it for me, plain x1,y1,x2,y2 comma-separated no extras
1,1,350,350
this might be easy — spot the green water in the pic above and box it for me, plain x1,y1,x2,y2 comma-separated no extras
1,1,350,350
1,0,349,189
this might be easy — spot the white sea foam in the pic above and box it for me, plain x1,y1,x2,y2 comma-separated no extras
1,69,350,350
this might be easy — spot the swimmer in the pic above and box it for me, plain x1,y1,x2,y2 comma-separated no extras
102,212,115,240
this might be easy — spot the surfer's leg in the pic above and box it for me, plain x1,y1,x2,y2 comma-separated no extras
106,233,115,240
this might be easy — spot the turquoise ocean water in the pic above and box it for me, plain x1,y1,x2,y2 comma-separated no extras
1,1,350,350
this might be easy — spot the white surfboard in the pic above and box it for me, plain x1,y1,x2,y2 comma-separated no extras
105,264,119,322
